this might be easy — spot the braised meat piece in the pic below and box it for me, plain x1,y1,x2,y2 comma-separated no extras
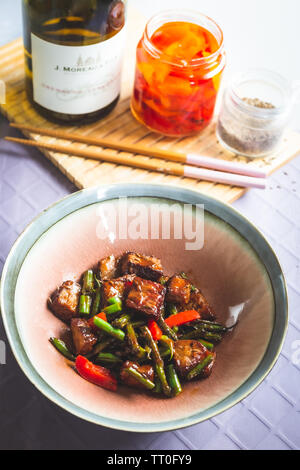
166,275,191,305
101,275,135,307
125,277,166,320
120,361,155,389
99,254,117,280
102,278,126,307
49,280,81,322
173,339,213,379
120,252,163,281
185,288,215,321
47,250,225,397
71,318,98,355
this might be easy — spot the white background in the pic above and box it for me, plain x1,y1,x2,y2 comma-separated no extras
1,0,300,129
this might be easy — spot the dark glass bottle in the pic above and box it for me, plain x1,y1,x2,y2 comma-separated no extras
22,0,126,124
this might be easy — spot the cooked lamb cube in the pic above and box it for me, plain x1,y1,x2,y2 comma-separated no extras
125,277,166,320
101,275,134,307
49,280,81,322
102,278,126,307
98,254,117,280
173,339,215,379
166,275,191,305
120,252,163,281
71,318,98,355
186,288,215,321
120,361,155,389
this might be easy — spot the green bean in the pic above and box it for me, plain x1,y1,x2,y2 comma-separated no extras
131,320,145,328
94,316,125,341
144,345,152,361
199,339,214,351
160,347,171,359
154,364,171,397
159,335,174,360
187,354,214,380
153,377,162,394
125,366,155,391
181,329,223,343
103,300,122,315
82,269,94,294
50,338,75,361
159,276,168,286
142,326,171,397
194,320,227,333
112,313,131,329
157,316,178,341
167,364,182,396
95,352,122,366
126,323,146,360
167,303,178,316
108,296,121,305
92,289,101,316
86,338,114,358
79,295,92,315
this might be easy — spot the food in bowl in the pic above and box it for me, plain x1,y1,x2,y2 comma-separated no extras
48,251,234,397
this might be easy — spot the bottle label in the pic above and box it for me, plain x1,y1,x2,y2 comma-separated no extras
31,28,125,115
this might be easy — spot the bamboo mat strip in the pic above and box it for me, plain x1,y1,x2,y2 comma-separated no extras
1,8,300,203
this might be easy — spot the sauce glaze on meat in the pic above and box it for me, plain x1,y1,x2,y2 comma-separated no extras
48,252,232,397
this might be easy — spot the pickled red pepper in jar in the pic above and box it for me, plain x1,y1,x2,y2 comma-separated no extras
131,12,226,137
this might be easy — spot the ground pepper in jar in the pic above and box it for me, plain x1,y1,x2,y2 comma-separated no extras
131,11,226,137
216,69,292,158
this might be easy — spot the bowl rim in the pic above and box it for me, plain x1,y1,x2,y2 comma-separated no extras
0,183,288,432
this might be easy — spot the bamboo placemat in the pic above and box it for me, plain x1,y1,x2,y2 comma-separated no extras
1,7,300,203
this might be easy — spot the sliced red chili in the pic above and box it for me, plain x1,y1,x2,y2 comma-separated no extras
75,355,117,392
165,309,200,328
148,319,163,341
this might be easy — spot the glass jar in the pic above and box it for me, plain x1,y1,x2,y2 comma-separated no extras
131,10,226,137
217,69,293,158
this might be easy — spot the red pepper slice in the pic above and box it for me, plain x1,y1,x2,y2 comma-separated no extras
88,312,107,332
148,319,163,341
125,279,134,289
75,355,117,391
165,309,200,328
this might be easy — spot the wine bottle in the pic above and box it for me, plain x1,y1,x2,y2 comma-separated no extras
22,0,126,124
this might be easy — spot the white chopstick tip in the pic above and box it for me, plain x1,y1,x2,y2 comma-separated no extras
184,165,267,189
187,153,267,179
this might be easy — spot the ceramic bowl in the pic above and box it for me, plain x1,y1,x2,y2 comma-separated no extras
0,184,288,432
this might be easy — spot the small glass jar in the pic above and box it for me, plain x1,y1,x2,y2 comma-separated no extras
217,69,293,158
131,10,226,137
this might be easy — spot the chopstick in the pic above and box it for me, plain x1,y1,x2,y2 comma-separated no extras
5,135,266,189
10,123,267,179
